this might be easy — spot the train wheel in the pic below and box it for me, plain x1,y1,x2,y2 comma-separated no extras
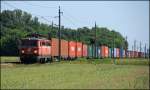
39,58,43,63
20,59,25,64
41,58,45,63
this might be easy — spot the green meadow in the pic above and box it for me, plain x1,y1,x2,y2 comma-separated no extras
1,56,149,89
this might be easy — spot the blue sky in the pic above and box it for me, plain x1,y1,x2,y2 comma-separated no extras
1,1,149,51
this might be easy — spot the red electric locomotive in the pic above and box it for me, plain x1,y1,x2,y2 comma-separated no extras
19,34,51,63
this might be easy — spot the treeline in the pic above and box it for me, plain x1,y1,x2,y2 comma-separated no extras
0,9,128,56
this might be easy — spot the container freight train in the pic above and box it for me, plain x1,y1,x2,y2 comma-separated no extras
19,34,149,63
19,37,87,63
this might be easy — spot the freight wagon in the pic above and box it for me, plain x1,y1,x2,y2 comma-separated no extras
109,48,113,58
113,48,120,58
51,38,69,60
100,46,109,58
68,41,76,59
120,48,126,58
76,42,82,58
87,45,100,59
92,46,100,59
82,44,88,57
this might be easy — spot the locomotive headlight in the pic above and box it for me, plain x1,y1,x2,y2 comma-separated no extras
34,50,37,54
21,50,24,53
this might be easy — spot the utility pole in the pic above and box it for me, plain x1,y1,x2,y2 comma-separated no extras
144,43,146,58
125,36,128,58
58,6,63,61
139,41,142,58
52,21,53,30
134,40,136,58
140,41,142,52
132,45,133,58
113,32,115,58
113,31,115,64
75,29,78,58
136,42,138,52
94,22,97,58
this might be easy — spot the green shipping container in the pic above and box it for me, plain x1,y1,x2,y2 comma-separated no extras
109,48,113,58
87,45,93,58
87,45,100,59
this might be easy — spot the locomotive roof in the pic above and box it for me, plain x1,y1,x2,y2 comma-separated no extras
21,37,49,41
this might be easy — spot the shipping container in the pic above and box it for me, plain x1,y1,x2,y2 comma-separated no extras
87,45,100,59
61,40,68,58
111,48,114,58
140,52,145,58
82,44,88,57
87,45,92,58
114,48,117,58
76,42,82,57
124,50,127,58
92,46,100,58
98,47,101,58
109,48,112,58
51,38,68,59
123,50,126,58
134,51,138,58
120,48,126,58
68,41,76,58
113,48,119,58
120,48,124,58
131,51,134,58
127,51,130,58
128,51,134,58
116,48,120,58
51,38,59,57
100,46,109,58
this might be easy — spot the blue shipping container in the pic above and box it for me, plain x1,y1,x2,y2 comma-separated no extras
120,48,124,58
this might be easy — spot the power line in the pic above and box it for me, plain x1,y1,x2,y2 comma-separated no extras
21,2,57,9
3,2,54,24
3,1,18,9
62,8,91,26
62,14,77,28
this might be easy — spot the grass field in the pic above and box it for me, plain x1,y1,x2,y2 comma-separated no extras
0,56,149,89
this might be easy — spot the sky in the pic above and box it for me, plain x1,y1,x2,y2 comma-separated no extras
1,1,149,51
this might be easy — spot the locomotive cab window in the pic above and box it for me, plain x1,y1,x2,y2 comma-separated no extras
21,40,38,47
40,41,50,46
46,42,51,46
42,42,46,46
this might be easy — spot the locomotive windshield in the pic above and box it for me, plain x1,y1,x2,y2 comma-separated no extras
21,40,38,47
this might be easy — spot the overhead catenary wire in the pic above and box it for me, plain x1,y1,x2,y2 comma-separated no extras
3,2,55,24
62,14,78,29
62,8,93,28
3,1,91,29
21,1,57,9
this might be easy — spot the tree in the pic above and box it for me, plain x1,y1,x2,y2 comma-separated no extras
0,9,128,56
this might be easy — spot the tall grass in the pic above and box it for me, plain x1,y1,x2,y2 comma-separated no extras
0,56,20,63
1,63,149,89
